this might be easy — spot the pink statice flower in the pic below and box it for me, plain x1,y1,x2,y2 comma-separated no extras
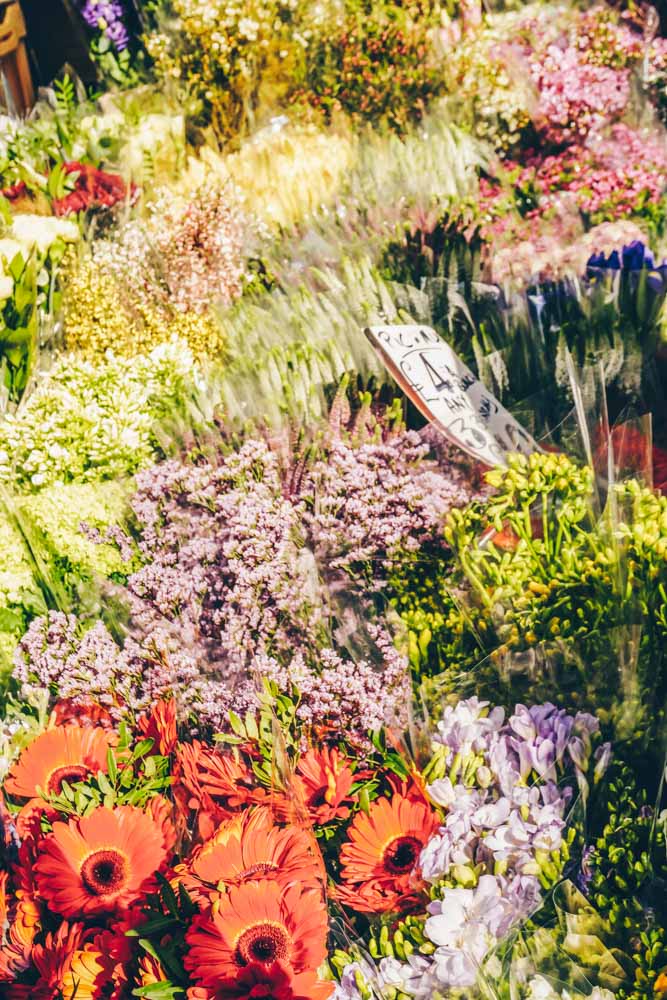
14,421,480,737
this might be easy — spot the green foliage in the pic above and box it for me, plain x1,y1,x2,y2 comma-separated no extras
0,341,203,492
394,452,667,746
0,252,38,400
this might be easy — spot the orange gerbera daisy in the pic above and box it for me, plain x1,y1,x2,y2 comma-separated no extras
184,881,328,988
5,725,115,801
175,742,270,841
146,793,178,853
0,891,41,980
16,797,59,842
293,747,356,825
177,809,323,905
60,947,112,1000
34,804,170,917
177,742,267,812
337,790,439,913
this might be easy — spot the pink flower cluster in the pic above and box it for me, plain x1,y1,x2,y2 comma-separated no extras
574,5,643,68
150,186,245,314
14,421,480,738
523,124,667,221
531,44,630,146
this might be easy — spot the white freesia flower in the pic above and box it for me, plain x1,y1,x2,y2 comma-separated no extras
527,976,561,1000
0,238,26,267
525,976,617,1000
0,273,14,301
11,214,80,254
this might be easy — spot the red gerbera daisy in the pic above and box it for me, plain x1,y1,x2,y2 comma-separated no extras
34,804,170,917
336,790,439,913
138,697,179,756
5,725,115,800
184,881,328,988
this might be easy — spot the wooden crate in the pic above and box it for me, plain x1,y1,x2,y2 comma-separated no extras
0,1,34,115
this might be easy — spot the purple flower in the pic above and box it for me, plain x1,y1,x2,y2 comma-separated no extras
79,0,130,51
577,845,596,893
587,241,667,295
588,240,657,271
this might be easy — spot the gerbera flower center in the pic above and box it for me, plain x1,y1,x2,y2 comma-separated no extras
235,921,290,966
382,835,422,875
81,849,129,896
46,764,89,794
309,787,331,808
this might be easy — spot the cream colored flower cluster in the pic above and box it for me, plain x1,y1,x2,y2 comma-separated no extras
144,0,307,135
0,216,79,302
182,124,355,230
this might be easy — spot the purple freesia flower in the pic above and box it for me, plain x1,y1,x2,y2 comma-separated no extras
79,0,130,51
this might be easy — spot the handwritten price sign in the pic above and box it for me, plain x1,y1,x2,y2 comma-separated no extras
365,324,539,467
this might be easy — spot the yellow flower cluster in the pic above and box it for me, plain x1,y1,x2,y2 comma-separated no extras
61,254,225,361
182,125,355,231
62,255,149,357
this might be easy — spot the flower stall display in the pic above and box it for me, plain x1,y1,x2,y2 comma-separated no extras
0,0,664,995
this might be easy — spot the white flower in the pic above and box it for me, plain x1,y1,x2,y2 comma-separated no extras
527,976,561,1000
11,214,80,254
0,273,14,301
425,875,519,988
0,238,26,268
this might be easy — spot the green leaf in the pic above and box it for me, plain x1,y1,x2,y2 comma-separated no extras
107,748,118,783
97,772,114,796
133,983,184,999
228,711,245,736
0,607,22,632
132,738,155,760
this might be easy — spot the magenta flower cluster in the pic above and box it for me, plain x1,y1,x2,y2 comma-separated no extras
531,44,629,146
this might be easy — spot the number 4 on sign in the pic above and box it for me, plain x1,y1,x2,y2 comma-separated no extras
365,324,540,468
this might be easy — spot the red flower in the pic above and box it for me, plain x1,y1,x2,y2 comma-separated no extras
1,180,27,202
594,423,667,493
175,742,268,839
52,162,137,216
138,697,178,755
336,789,439,913
51,698,114,729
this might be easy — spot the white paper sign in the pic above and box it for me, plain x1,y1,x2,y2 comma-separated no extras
365,324,540,467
